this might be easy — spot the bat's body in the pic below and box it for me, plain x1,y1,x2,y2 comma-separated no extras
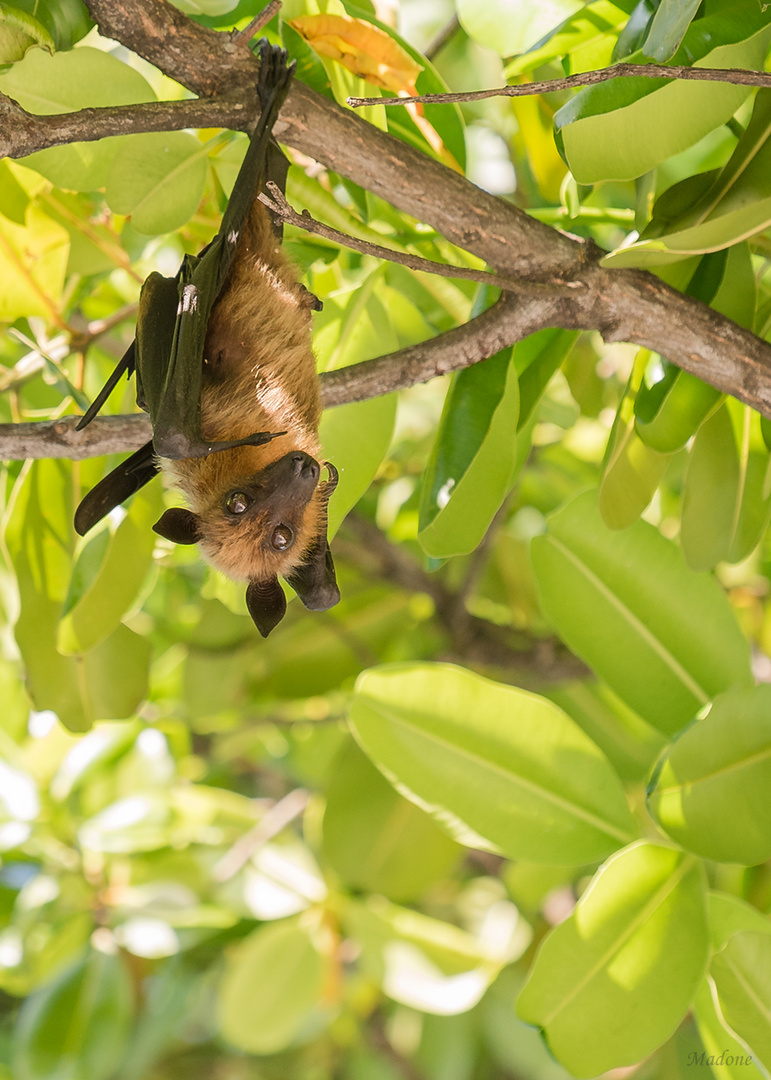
75,44,339,636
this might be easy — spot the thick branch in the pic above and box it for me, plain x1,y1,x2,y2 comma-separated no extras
0,0,768,456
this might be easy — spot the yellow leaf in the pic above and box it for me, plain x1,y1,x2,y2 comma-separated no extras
290,13,422,94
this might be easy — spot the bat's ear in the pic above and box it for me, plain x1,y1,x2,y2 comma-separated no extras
153,508,201,545
286,539,340,612
246,576,287,638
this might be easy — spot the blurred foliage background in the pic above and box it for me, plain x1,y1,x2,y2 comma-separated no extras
0,0,771,1077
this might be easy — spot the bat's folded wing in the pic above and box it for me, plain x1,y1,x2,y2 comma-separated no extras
74,440,159,536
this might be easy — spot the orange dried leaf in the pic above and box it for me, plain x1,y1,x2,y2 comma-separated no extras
290,12,422,93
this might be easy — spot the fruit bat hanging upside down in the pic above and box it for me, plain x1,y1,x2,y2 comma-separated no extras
74,42,340,638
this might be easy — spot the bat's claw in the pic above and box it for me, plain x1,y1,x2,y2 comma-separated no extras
257,40,295,107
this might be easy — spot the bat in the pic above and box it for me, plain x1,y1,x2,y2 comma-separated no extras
74,42,339,638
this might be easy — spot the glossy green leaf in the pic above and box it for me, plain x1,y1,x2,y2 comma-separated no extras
647,685,771,865
515,328,579,431
322,740,461,902
105,131,208,236
605,88,771,266
320,394,397,539
0,48,156,190
711,932,771,1070
4,460,151,731
350,663,637,864
458,0,584,57
708,891,771,949
642,0,701,61
600,351,670,529
58,485,162,654
342,1,466,171
547,680,666,783
555,8,771,183
505,1,630,77
218,917,326,1054
633,243,752,450
517,843,709,1077
0,205,68,321
13,951,133,1080
418,349,519,558
531,490,752,734
0,4,53,62
12,0,93,49
682,398,771,571
693,979,765,1080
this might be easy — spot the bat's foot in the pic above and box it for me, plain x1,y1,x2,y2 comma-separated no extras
257,40,295,109
297,284,323,311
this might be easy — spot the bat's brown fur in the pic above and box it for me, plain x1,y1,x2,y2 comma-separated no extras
165,200,327,583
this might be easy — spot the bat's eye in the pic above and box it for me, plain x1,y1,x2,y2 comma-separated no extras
226,491,251,515
271,524,293,550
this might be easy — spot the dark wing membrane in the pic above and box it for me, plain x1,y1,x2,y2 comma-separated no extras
74,440,159,536
75,341,136,432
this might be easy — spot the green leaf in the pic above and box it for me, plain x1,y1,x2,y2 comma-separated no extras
605,89,771,266
0,4,54,62
708,891,771,949
681,398,771,571
505,1,630,77
218,917,326,1054
642,0,701,61
710,932,771,1070
693,979,766,1080
4,460,151,731
13,951,133,1080
517,843,709,1077
319,394,397,539
0,47,156,190
105,131,208,236
555,7,771,183
517,328,579,431
599,351,670,529
647,684,771,865
322,739,461,902
350,663,637,864
58,485,162,654
458,0,585,57
0,205,68,321
531,490,752,734
418,349,519,559
11,0,93,50
547,680,666,783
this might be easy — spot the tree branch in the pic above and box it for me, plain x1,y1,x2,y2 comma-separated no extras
346,62,771,108
0,0,769,458
259,181,581,295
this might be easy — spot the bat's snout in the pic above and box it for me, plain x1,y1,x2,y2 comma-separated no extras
290,452,320,483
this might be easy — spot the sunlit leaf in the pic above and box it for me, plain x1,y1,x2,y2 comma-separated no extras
531,490,751,734
218,917,327,1054
647,684,771,865
350,663,637,864
518,843,708,1077
0,47,156,190
13,951,133,1080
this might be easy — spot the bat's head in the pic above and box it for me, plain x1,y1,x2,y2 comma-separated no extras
154,450,339,637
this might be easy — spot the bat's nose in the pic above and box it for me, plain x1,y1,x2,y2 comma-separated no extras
291,453,320,481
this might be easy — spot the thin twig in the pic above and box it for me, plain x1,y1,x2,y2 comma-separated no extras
424,14,460,62
346,61,771,108
234,0,281,43
259,182,581,295
212,787,309,883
